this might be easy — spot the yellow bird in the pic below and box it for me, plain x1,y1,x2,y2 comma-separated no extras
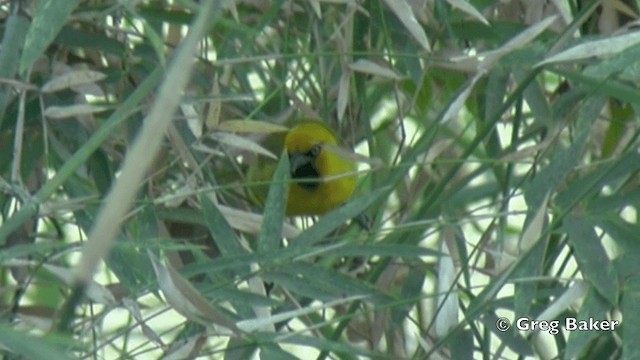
249,121,357,216
284,121,357,215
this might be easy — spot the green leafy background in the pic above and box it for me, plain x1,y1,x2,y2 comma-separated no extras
0,0,638,359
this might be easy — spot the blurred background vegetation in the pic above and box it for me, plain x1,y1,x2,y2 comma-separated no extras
1,0,639,359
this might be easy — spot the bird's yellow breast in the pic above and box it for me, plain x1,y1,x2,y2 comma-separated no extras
284,122,356,215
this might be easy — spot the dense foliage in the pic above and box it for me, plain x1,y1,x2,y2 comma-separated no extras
0,0,639,359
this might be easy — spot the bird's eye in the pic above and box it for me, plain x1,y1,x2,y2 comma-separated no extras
309,144,322,157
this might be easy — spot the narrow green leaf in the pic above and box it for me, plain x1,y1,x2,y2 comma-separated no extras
264,270,339,301
597,217,640,257
564,288,611,360
0,326,73,360
448,329,475,359
258,152,288,253
538,31,640,66
290,263,390,304
54,26,125,55
524,97,605,210
587,188,640,214
0,11,29,127
622,276,640,360
514,239,548,320
259,344,299,360
200,194,244,256
0,241,70,262
292,187,388,248
557,150,640,212
224,337,258,360
20,0,81,74
550,68,640,105
321,243,443,259
106,204,158,294
602,100,633,157
563,215,619,305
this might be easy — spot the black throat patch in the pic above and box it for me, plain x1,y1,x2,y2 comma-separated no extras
290,148,322,191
